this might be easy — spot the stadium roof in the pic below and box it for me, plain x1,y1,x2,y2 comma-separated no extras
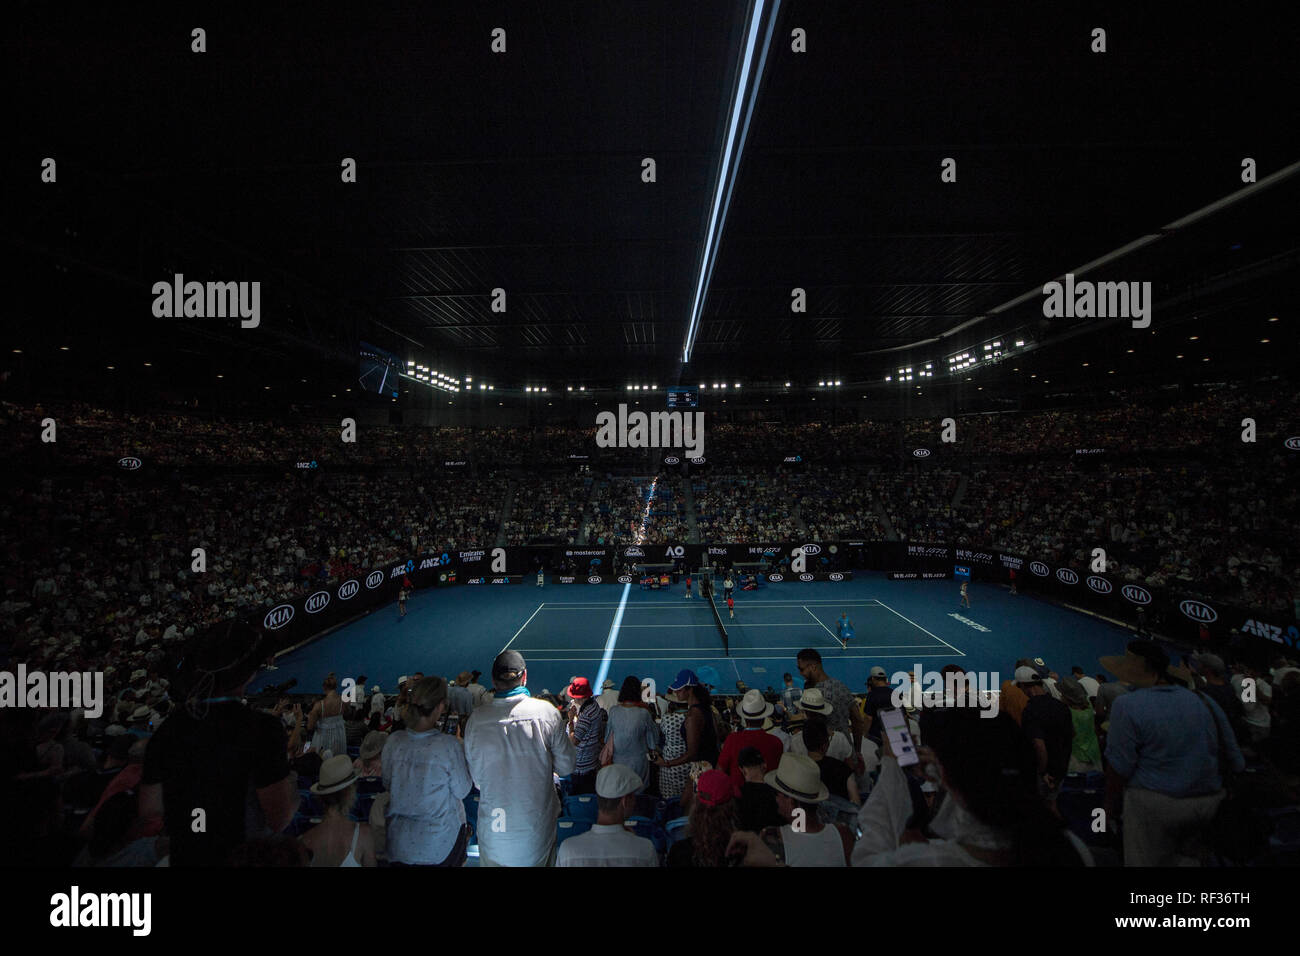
7,2,1299,404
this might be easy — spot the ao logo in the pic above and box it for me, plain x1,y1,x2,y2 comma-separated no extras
799,544,822,556
1121,584,1152,605
1087,576,1112,594
365,570,384,589
664,546,685,558
1179,599,1217,623
1285,437,1300,451
913,449,931,458
828,572,844,582
1056,569,1079,585
117,457,142,470
617,575,632,584
263,604,294,630
768,573,784,582
1030,561,1050,577
587,575,602,584
799,573,814,582
305,591,330,614
338,580,360,600
664,456,680,465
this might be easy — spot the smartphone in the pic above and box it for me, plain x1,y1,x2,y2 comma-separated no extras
879,708,918,767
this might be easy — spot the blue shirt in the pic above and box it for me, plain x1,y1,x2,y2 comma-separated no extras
1105,685,1244,798
382,727,473,864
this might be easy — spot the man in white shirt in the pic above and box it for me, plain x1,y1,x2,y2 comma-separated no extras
1071,666,1100,700
464,651,575,867
596,679,619,711
556,764,659,867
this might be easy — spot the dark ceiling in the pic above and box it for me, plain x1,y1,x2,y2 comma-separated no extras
5,0,1299,409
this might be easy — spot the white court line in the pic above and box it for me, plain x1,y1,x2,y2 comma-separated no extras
499,603,546,655
803,605,843,647
536,601,885,608
874,601,966,657
515,643,939,652
518,653,961,661
613,623,824,628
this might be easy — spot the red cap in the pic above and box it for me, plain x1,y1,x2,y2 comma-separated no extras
695,769,733,807
566,677,593,699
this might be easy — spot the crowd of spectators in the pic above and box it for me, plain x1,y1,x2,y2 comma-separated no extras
11,625,1297,869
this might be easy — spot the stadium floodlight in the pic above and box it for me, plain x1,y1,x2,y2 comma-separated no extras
682,0,779,364
784,381,790,387
407,360,414,366
885,376,891,382
481,383,487,390
720,383,727,389
1015,339,1025,346
834,380,841,386
819,380,825,387
578,386,584,391
627,385,633,391
567,386,573,391
465,376,472,382
541,387,547,392
734,383,740,388
488,385,494,390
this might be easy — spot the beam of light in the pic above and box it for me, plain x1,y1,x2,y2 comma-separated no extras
593,582,632,693
682,0,780,363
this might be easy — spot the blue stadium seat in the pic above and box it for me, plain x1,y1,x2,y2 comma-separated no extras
626,816,668,855
564,793,599,822
654,796,682,824
664,817,689,846
557,817,592,844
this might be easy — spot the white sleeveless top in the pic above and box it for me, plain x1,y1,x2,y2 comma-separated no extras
312,824,362,867
781,824,846,867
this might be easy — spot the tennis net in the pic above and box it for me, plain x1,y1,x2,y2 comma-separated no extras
705,572,729,656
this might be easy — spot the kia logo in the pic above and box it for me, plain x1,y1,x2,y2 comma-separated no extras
799,544,822,556
305,591,330,614
1121,584,1152,605
1056,569,1078,585
338,580,360,600
829,572,844,582
1030,562,1049,577
1180,599,1217,623
663,457,680,465
117,457,142,470
768,574,784,582
690,457,705,464
365,570,384,589
913,448,931,458
1286,437,1300,451
1087,576,1112,594
587,575,602,584
263,604,294,630
617,574,632,584
799,573,814,582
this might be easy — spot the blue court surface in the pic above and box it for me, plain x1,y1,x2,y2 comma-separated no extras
260,572,1138,696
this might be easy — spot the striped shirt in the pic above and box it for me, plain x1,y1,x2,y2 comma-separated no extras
572,698,607,774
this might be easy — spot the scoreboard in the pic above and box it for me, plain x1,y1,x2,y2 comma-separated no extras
666,386,699,409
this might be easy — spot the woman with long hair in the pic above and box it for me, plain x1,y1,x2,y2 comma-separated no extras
307,673,347,758
603,675,661,793
667,769,736,867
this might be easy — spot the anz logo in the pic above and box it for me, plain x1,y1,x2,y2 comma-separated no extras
365,570,384,590
1179,599,1217,624
490,577,508,584
617,574,632,584
768,573,784,582
467,577,485,585
587,575,602,584
263,604,294,630
338,580,360,600
1056,568,1079,585
1121,584,1152,605
799,544,822,556
1030,561,1049,577
1087,576,1112,594
117,457,143,471
828,572,844,582
798,573,814,582
305,591,330,614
